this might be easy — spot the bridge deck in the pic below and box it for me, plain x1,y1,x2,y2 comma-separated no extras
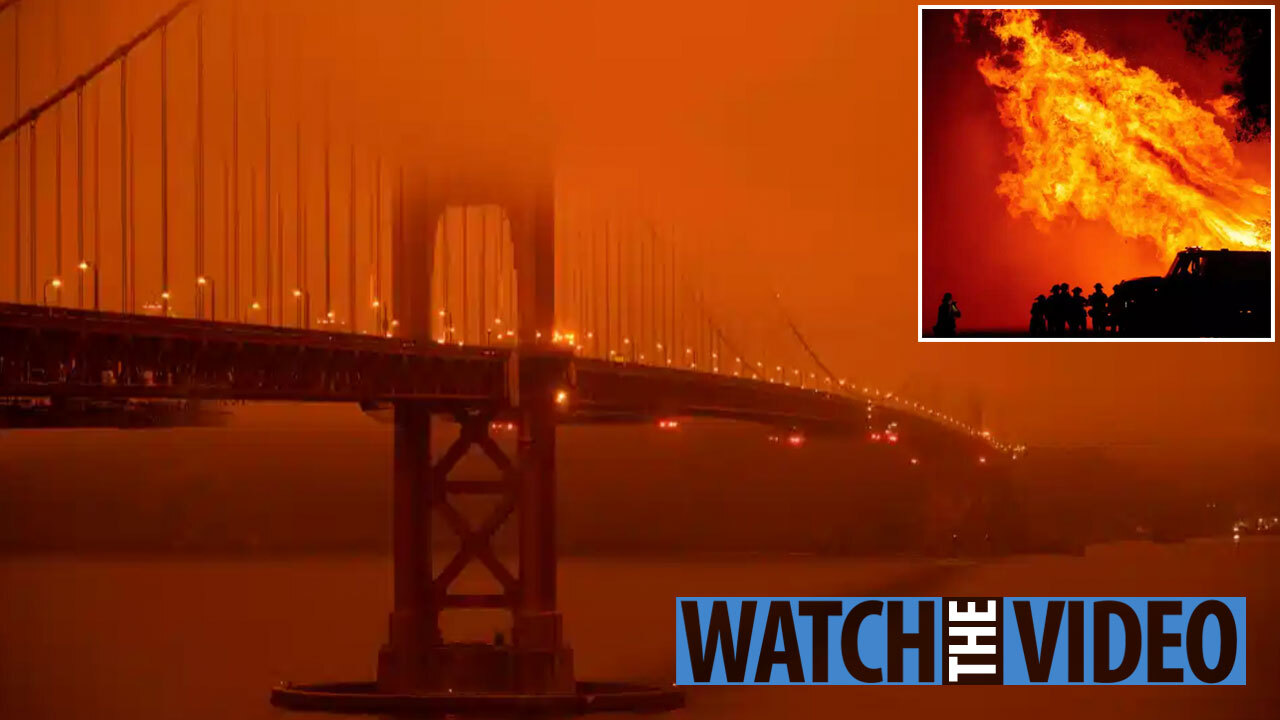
0,303,508,405
0,302,888,432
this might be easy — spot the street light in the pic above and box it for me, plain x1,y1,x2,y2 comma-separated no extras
160,290,172,317
42,277,62,307
77,260,100,311
196,276,216,321
443,310,455,342
292,289,310,329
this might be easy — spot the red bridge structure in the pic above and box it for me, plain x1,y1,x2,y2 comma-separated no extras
0,0,1016,713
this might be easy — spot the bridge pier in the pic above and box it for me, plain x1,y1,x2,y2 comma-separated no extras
371,161,574,696
376,398,440,691
512,354,575,694
373,366,574,696
271,160,680,714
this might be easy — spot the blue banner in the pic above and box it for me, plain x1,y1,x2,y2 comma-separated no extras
675,597,1245,685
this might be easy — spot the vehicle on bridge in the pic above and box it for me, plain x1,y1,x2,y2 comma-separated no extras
1110,248,1270,337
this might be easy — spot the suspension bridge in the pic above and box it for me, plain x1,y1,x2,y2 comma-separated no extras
0,0,1018,712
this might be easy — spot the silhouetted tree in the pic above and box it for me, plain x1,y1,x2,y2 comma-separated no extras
1169,10,1271,142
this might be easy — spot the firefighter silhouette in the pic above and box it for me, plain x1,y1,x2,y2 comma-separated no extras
1087,282,1108,334
1029,294,1047,335
934,293,961,336
1046,284,1070,335
1109,284,1124,334
1068,287,1087,334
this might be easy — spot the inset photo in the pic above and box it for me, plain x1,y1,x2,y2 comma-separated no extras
919,6,1273,340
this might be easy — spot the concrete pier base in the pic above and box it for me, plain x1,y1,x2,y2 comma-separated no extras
377,641,573,695
271,680,684,715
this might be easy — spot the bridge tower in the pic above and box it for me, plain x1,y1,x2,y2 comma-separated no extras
377,147,575,696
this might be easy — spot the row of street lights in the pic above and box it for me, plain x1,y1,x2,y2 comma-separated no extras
40,269,402,336
36,270,1020,452
41,260,101,310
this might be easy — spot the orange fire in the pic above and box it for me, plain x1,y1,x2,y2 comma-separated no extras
965,10,1271,256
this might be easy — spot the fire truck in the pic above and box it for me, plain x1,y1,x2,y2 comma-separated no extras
1110,248,1271,337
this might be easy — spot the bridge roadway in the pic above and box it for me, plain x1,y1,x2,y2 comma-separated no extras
0,302,891,433
0,299,998,710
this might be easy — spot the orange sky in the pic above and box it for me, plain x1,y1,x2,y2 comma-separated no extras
0,0,1277,450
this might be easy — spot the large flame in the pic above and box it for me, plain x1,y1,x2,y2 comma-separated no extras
965,9,1271,255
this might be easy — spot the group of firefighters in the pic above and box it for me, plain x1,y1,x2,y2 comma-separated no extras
1029,282,1115,335
930,283,1120,337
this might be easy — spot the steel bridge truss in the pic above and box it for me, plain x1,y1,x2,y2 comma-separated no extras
432,408,520,611
0,303,507,403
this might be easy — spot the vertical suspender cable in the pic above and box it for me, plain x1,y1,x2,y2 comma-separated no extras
76,87,83,307
374,156,381,318
54,0,62,294
397,165,403,331
11,4,19,301
617,223,623,352
92,84,100,310
603,220,610,355
28,120,35,301
231,0,240,317
120,57,128,311
276,190,282,323
442,206,449,338
195,2,204,306
160,24,169,310
461,205,468,342
128,81,136,313
264,3,272,323
348,145,355,332
323,108,331,319
295,120,302,316
223,160,229,319
250,172,256,309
